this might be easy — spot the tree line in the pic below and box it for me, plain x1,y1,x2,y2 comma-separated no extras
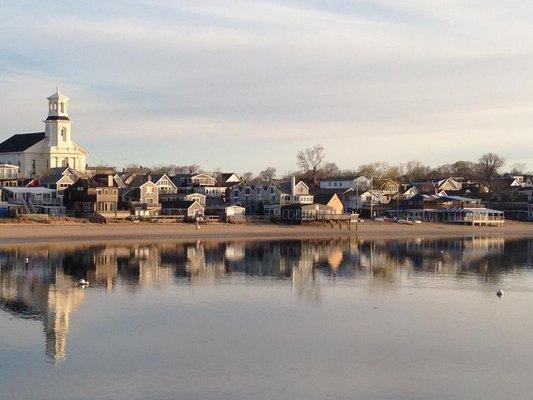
111,145,527,188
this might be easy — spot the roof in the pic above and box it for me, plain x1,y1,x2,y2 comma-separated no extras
313,193,339,205
129,175,156,188
161,200,200,209
40,173,72,185
320,175,357,182
281,203,334,211
3,187,56,194
0,132,45,153
45,116,70,121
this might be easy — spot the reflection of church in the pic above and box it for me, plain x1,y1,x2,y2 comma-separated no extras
0,262,85,362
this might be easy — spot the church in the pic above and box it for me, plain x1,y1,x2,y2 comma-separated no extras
0,88,88,177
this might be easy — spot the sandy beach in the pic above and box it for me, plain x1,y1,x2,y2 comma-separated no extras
0,221,532,246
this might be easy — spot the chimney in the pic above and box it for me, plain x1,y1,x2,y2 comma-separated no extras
107,174,114,187
291,176,296,196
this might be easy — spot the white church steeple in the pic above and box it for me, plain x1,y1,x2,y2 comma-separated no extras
45,86,71,146
47,85,70,118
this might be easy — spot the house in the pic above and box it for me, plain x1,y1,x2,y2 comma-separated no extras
389,193,504,225
411,177,463,195
281,203,335,223
381,180,400,195
312,193,344,214
160,199,204,220
0,164,19,179
276,178,314,205
0,164,21,189
206,204,246,222
39,173,75,199
1,187,65,216
229,177,314,218
487,187,532,221
172,173,217,189
119,175,159,216
0,88,88,177
319,175,371,191
171,173,228,199
63,176,119,218
214,172,241,187
150,173,178,194
159,192,207,206
401,186,419,199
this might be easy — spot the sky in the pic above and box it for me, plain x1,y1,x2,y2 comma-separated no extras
0,0,532,174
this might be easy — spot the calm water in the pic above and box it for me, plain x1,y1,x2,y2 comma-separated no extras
1,237,533,400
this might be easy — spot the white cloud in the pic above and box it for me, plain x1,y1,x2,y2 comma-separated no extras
0,0,532,171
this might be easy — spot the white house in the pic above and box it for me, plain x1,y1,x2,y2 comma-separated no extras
0,164,19,179
319,176,371,191
1,187,65,215
0,87,88,177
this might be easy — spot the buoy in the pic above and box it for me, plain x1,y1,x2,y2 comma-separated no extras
78,279,89,286
25,258,29,264
497,289,504,297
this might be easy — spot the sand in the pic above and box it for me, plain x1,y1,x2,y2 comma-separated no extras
0,221,532,246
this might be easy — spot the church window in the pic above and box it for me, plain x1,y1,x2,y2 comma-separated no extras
61,127,67,141
60,102,65,113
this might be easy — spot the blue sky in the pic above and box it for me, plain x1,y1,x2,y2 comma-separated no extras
1,0,532,173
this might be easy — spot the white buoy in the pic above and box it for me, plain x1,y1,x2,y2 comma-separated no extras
78,279,89,286
497,289,504,297
25,258,29,264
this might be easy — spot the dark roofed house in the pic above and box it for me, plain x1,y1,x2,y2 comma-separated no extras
63,176,118,217
312,192,344,214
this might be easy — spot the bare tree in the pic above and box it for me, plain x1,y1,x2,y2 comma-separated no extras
357,162,399,186
124,164,150,174
402,160,431,181
476,153,505,181
296,144,325,186
321,162,340,177
258,167,277,182
241,171,254,183
509,162,527,175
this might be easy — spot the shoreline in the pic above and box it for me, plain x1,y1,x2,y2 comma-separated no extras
0,221,532,246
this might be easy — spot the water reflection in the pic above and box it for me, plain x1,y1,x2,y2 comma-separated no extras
0,236,532,362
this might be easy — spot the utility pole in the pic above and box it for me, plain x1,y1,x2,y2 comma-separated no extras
370,179,374,219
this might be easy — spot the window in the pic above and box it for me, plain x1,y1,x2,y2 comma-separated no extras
60,102,65,113
61,127,67,142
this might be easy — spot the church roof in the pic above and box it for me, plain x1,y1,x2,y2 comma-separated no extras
0,132,45,153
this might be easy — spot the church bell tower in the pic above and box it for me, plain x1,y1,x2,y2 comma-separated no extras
45,85,72,147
